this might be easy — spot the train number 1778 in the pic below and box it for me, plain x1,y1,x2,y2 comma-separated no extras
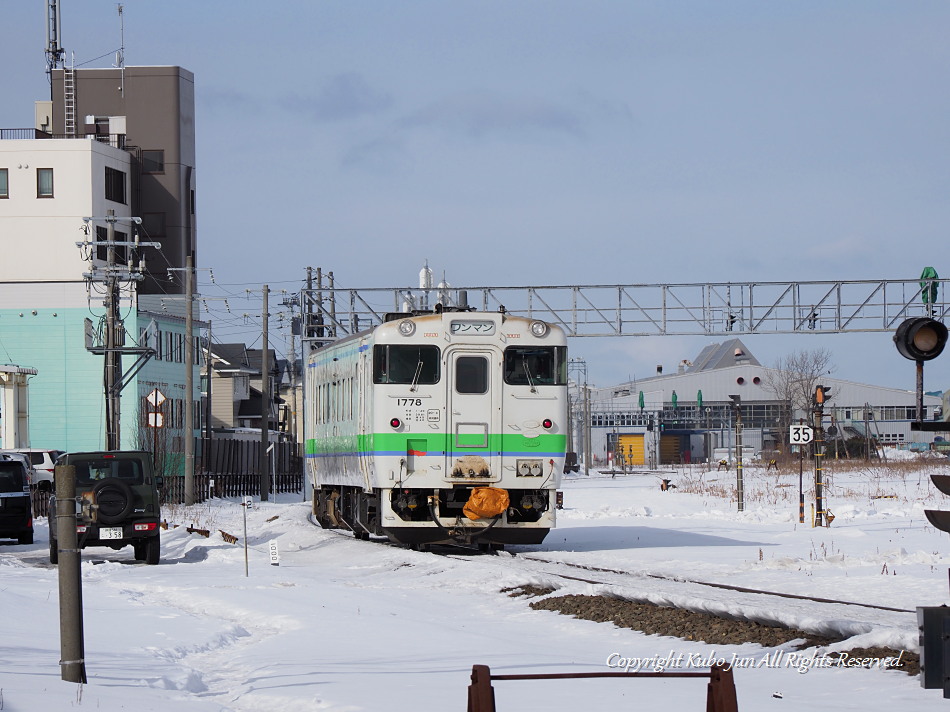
397,398,423,406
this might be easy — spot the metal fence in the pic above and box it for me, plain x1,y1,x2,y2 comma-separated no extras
466,664,738,712
29,439,304,517
162,471,303,504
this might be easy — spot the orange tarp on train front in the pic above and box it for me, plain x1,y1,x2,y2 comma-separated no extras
462,487,510,520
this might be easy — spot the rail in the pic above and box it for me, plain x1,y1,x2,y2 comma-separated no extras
466,663,738,712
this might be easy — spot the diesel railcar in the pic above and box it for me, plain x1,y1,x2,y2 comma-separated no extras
305,307,567,549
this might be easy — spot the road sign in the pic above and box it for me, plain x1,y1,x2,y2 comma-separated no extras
789,424,814,444
146,388,166,407
147,412,164,428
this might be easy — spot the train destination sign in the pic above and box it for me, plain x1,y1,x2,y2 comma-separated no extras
450,320,495,335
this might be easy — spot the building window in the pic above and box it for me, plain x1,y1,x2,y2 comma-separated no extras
36,168,53,198
105,167,127,204
142,150,164,174
95,226,127,264
0,168,8,198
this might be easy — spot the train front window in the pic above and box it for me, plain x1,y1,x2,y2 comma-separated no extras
456,356,488,394
373,345,441,385
503,346,567,386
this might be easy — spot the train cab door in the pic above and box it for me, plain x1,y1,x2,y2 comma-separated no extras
446,349,501,482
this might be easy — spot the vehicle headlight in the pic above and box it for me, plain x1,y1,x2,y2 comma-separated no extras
398,319,416,336
530,321,548,337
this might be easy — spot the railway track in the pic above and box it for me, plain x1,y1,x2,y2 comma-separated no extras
308,513,914,641
513,554,914,614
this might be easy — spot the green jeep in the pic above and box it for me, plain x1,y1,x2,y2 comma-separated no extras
50,451,163,565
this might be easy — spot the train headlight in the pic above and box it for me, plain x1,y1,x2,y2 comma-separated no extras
398,320,416,336
530,321,548,337
542,418,553,430
390,417,401,429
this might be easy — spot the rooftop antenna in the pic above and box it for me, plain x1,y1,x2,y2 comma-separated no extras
45,0,65,90
115,4,125,97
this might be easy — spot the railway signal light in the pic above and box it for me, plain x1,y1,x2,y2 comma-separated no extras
814,385,831,405
921,476,950,696
925,475,950,533
894,317,948,362
918,605,950,697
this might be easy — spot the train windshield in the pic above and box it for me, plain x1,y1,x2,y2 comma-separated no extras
373,345,441,385
503,346,567,386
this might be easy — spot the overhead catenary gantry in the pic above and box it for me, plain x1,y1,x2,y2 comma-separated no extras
299,277,947,343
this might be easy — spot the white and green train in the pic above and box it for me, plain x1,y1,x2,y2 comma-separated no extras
304,307,568,549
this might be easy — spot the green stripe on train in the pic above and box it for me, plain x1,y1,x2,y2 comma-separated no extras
305,432,566,456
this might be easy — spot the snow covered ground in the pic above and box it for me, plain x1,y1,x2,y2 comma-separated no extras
2,452,950,711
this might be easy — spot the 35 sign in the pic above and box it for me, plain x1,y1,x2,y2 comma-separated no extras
789,425,814,444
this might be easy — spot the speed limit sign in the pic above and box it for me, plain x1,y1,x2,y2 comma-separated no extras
789,424,814,444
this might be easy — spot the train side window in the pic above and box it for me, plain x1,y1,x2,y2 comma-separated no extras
504,346,567,386
373,345,441,385
456,356,488,394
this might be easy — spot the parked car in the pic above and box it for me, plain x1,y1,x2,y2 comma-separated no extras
4,449,64,491
49,451,162,565
0,459,33,544
0,451,39,488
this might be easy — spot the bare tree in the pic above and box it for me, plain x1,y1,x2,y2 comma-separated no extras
762,348,835,449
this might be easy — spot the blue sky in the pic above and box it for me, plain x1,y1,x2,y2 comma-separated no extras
2,1,948,391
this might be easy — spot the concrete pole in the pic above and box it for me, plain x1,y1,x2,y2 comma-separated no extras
583,385,592,475
260,285,270,501
184,254,195,505
55,464,87,683
104,209,121,450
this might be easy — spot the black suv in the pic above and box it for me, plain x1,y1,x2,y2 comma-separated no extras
50,451,162,565
0,459,33,545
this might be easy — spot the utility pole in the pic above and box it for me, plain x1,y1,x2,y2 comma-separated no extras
79,214,158,452
328,271,336,338
204,322,213,442
730,394,743,512
798,418,805,524
260,285,271,501
583,384,592,475
281,294,300,447
306,266,314,339
316,267,324,339
813,386,829,527
54,463,86,683
104,210,122,451
184,254,195,505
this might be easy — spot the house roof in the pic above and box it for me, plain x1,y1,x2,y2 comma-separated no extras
687,338,760,371
209,343,281,378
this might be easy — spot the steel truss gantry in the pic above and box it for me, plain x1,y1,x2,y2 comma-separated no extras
300,278,947,342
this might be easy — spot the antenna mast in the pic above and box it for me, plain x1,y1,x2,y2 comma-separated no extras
116,4,125,97
45,0,65,87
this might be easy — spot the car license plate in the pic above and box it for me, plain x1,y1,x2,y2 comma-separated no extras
99,527,123,540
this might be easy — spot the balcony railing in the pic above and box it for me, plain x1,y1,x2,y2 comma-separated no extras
0,128,126,148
